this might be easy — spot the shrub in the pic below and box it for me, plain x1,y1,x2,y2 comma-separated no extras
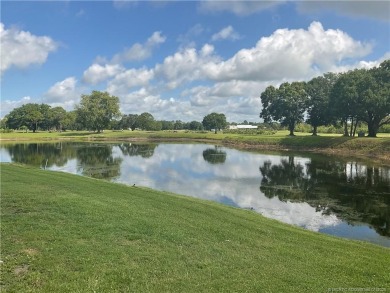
379,124,390,133
295,123,312,133
0,128,14,133
317,125,344,134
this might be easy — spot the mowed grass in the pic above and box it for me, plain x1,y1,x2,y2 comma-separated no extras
1,164,390,292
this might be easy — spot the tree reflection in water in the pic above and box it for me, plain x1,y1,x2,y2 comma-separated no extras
260,156,390,236
203,146,227,164
2,142,159,181
76,144,122,180
117,143,157,158
2,142,76,168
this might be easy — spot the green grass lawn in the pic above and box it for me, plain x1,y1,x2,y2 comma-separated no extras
1,164,389,292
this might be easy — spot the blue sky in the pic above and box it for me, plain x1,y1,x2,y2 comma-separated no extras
1,1,389,122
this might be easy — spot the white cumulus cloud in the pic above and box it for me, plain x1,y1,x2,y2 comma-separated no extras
203,21,372,82
106,67,155,96
76,21,378,123
112,31,166,63
155,44,220,89
82,31,165,85
118,87,192,120
108,21,375,122
183,80,263,121
211,25,241,41
83,63,124,85
44,77,82,110
0,23,58,75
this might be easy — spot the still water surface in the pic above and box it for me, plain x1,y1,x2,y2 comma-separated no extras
1,142,389,247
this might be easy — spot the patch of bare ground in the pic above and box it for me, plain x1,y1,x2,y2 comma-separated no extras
22,248,39,256
14,264,29,276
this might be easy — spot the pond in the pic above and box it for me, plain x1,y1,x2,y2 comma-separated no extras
1,142,389,247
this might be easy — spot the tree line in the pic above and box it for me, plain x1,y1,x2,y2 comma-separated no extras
2,60,388,137
1,91,227,133
260,60,390,137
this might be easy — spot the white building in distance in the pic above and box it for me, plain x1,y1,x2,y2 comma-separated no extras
228,125,258,130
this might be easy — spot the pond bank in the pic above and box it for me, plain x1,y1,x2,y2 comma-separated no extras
1,130,389,165
84,136,390,165
220,138,390,165
2,163,390,292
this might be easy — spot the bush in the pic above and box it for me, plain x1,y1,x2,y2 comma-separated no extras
0,128,14,133
295,123,312,133
317,125,344,134
379,124,390,133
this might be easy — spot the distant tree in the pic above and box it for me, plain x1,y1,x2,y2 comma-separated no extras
306,73,339,136
189,120,203,131
160,120,174,130
20,125,28,133
0,117,7,129
150,120,162,131
109,119,122,130
62,111,77,131
39,104,51,130
260,82,308,136
120,114,139,131
135,112,155,130
6,103,47,132
4,109,22,130
25,106,44,133
47,106,67,131
173,120,184,130
202,113,227,133
76,91,121,133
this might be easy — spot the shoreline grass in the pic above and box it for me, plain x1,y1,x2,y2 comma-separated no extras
1,163,390,292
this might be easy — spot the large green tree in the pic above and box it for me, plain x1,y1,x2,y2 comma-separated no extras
361,60,390,137
189,120,203,131
76,91,121,133
160,120,174,130
135,112,155,130
306,73,339,136
47,106,67,131
120,114,139,131
5,103,47,132
330,70,367,136
260,82,308,136
202,112,227,133
62,111,78,130
330,61,390,137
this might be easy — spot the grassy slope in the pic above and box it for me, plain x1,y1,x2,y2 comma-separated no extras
1,164,389,292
